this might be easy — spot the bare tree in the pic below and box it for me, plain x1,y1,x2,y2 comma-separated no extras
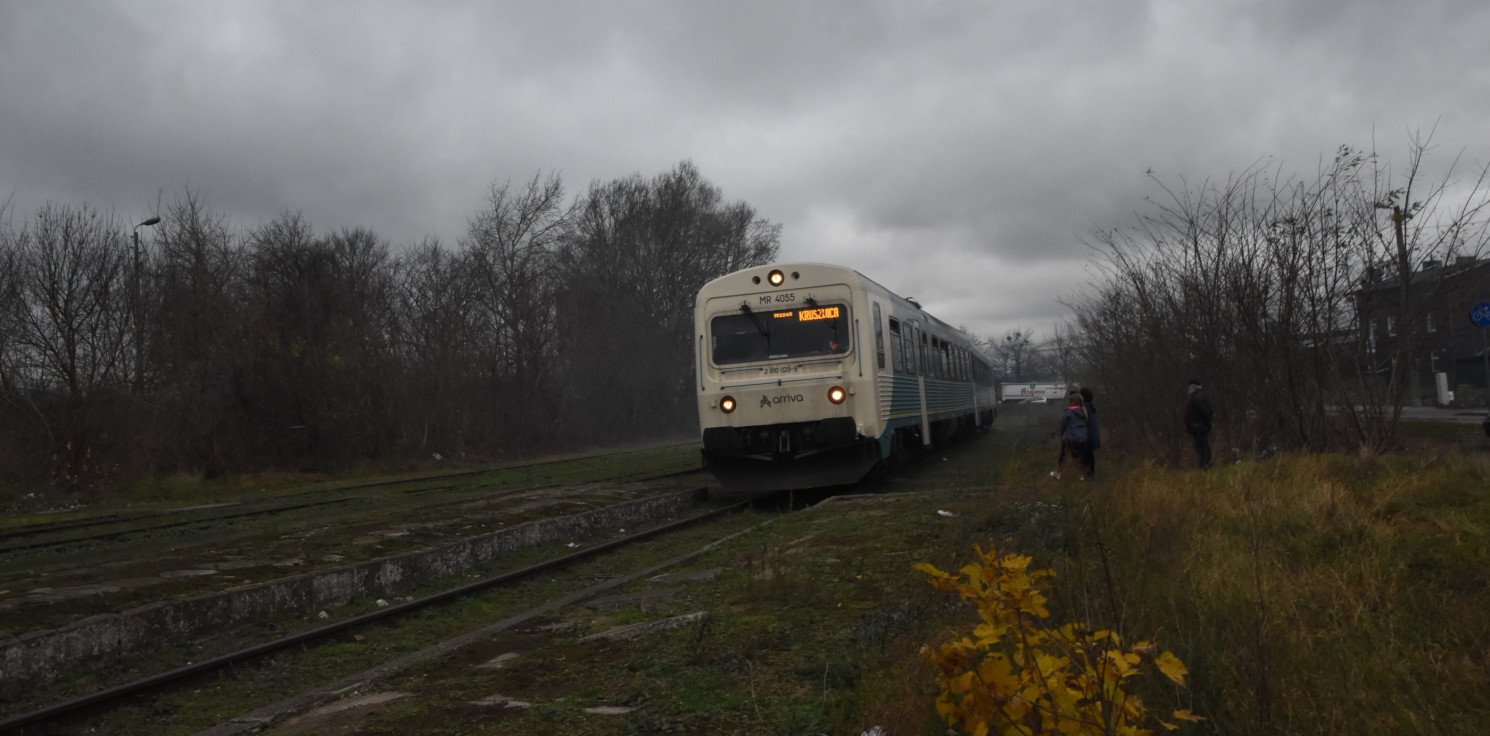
6,204,132,487
463,173,568,448
391,238,481,455
0,204,29,484
148,190,246,474
558,161,780,440
991,328,1047,381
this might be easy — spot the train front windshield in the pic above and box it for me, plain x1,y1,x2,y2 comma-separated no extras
711,305,850,365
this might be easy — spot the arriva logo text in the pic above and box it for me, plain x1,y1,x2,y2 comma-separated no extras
759,393,806,408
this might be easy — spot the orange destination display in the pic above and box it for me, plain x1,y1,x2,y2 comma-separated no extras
796,306,841,321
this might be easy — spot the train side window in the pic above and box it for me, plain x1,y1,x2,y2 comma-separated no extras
873,302,885,369
909,325,918,375
888,317,902,372
905,324,917,376
911,330,923,376
908,324,918,376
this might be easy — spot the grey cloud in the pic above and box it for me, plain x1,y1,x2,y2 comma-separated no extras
3,0,1490,342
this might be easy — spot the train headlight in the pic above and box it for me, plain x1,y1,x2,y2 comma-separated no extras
768,269,786,286
827,386,847,404
719,395,737,413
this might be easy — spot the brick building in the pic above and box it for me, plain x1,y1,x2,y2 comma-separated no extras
1355,256,1490,391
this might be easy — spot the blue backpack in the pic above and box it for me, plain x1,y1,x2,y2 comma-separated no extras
1062,408,1088,447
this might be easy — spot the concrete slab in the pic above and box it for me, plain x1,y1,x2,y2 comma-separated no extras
584,587,681,611
211,561,269,571
302,691,412,716
471,694,531,709
0,583,122,608
647,568,720,584
265,691,413,735
476,651,521,669
579,611,707,642
160,569,218,579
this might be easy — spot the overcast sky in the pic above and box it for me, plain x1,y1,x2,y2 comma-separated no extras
3,0,1489,343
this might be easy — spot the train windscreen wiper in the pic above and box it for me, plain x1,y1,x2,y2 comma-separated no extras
738,302,769,337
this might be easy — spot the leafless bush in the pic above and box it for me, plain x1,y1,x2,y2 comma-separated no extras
1073,134,1490,459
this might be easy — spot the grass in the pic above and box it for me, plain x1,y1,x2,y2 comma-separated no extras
1076,445,1490,735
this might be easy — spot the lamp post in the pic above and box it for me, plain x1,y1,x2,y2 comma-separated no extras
132,216,160,394
1374,202,1418,406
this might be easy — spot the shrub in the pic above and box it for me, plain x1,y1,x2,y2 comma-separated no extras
916,545,1201,735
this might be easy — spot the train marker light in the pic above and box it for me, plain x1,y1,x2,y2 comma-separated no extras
828,386,847,404
720,395,737,413
768,269,785,286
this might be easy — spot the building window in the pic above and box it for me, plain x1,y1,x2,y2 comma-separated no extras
1427,312,1436,333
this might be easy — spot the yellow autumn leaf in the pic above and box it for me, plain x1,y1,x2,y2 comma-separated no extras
1171,709,1206,722
1154,651,1189,686
978,654,1021,695
912,561,945,576
1001,553,1033,572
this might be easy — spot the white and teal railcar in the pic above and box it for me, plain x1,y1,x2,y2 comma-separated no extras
695,263,996,492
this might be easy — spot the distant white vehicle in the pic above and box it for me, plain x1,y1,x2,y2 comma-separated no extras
1000,382,1067,403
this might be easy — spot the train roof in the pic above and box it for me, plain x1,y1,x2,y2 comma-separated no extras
697,262,970,340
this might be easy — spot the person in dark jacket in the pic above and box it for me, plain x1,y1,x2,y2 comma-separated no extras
1053,392,1089,480
1080,387,1101,478
1184,378,1213,469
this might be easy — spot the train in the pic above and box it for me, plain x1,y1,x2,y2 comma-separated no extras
694,262,997,492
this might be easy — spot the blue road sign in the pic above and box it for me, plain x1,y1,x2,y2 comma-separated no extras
1474,302,1490,327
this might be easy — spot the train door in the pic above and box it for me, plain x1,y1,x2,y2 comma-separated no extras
969,348,985,427
914,323,931,447
872,302,885,373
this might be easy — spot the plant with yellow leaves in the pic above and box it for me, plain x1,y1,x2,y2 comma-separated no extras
916,545,1202,735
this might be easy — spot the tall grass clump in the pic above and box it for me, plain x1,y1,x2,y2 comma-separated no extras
1083,452,1490,734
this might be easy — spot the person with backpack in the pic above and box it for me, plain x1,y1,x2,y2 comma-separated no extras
1184,378,1214,469
1053,391,1089,480
1079,387,1101,478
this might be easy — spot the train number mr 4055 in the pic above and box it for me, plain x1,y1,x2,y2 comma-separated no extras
758,292,796,305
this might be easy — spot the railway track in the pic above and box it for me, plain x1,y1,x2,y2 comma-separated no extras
0,442,700,554
0,498,772,735
0,464,706,558
0,445,714,684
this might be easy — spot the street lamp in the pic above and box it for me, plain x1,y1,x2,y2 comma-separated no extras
132,216,161,394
